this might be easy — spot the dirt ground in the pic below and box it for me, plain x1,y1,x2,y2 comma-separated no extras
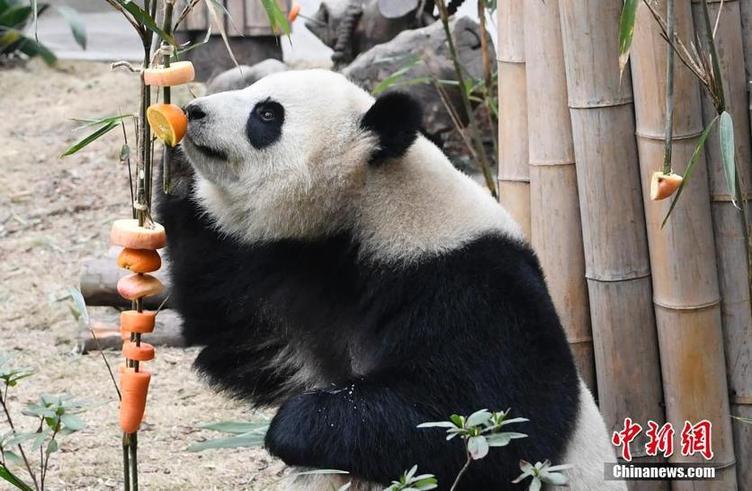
0,60,286,490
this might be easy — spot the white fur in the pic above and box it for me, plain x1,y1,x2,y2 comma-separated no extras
555,381,626,490
278,469,381,491
182,69,521,264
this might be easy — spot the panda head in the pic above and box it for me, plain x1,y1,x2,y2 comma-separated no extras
181,69,423,243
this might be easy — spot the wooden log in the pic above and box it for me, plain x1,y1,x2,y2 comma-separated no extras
80,308,186,353
630,1,737,487
497,0,530,239
558,0,667,473
80,247,171,309
691,0,752,485
523,0,595,393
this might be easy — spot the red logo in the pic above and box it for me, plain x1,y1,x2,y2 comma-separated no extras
612,419,713,461
680,420,714,460
612,417,642,462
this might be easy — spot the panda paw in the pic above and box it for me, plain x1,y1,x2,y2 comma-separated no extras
264,392,322,466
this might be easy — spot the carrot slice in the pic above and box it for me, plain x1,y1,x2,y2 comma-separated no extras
120,310,156,335
123,341,155,362
111,219,166,250
119,367,151,433
288,2,300,22
117,273,165,301
143,61,195,86
147,103,187,147
117,248,162,273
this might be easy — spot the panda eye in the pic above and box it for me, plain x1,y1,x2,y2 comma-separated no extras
258,107,276,122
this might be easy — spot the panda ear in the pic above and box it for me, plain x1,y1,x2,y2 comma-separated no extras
361,92,423,164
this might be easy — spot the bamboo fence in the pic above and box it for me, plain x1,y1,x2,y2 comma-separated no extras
557,0,666,472
629,1,737,487
497,0,530,239
691,0,752,485
523,0,595,393
493,0,752,486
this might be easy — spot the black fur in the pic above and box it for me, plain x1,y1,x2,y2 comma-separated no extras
361,92,423,163
156,168,580,490
246,98,285,149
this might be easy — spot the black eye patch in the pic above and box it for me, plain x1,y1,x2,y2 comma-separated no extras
246,99,285,149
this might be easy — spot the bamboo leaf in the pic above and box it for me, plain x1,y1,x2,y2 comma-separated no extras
259,0,290,36
0,5,31,28
112,0,176,46
16,35,56,65
60,121,117,157
719,111,736,205
661,115,718,228
200,420,268,434
205,0,239,68
0,464,34,491
187,426,268,452
618,0,639,78
54,5,86,50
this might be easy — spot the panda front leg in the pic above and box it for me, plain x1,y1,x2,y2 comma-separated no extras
264,371,466,489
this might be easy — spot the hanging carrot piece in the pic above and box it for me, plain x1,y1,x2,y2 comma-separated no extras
120,310,157,334
123,342,156,362
118,248,162,273
119,367,151,433
111,219,167,250
117,274,165,300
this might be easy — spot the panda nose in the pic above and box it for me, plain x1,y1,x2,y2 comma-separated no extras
185,102,207,122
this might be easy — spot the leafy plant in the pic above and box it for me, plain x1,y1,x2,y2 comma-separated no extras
0,354,89,491
0,0,85,65
418,409,529,490
512,459,572,491
384,465,437,491
187,420,268,452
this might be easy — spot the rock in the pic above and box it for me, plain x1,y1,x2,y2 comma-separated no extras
206,59,288,94
175,33,283,82
343,16,495,143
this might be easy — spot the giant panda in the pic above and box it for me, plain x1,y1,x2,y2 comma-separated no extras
157,69,624,491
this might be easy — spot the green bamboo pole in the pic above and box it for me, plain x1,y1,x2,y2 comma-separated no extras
497,0,530,239
631,1,737,488
558,0,666,474
523,0,595,394
691,0,752,485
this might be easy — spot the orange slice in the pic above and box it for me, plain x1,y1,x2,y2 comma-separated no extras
143,61,195,87
147,103,187,147
118,248,162,273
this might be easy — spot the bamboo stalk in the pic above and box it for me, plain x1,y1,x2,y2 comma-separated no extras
523,0,595,394
690,0,752,485
630,1,737,487
741,0,752,81
496,0,530,239
558,0,666,472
